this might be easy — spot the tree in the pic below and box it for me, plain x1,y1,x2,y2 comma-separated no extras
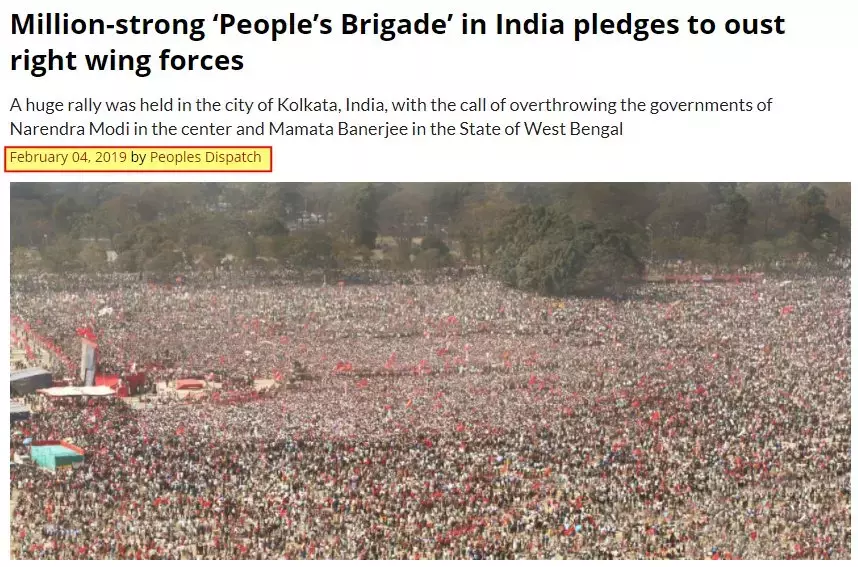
100,195,141,237
341,185,381,249
144,249,182,273
248,212,289,238
551,183,661,229
40,236,82,273
810,238,834,261
793,186,838,242
750,240,777,267
227,235,256,263
378,187,429,266
9,182,852,277
750,184,784,238
11,199,51,247
260,184,303,224
490,206,642,296
420,233,450,256
11,247,41,272
647,183,716,242
706,189,750,242
132,224,166,259
677,237,716,263
776,231,809,258
134,191,163,223
576,242,642,294
414,248,442,271
451,187,516,265
427,184,469,229
112,232,135,254
255,235,289,260
79,243,108,272
51,195,81,234
825,183,850,254
299,183,337,225
116,250,143,272
284,229,335,268
512,239,575,294
190,245,222,271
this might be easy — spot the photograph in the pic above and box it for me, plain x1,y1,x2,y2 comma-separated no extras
8,181,851,559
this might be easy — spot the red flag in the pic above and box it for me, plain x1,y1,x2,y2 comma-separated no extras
384,352,397,370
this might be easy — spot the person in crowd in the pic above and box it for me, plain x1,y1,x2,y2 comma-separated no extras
9,269,850,559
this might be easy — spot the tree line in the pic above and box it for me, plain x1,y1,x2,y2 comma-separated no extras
10,182,850,295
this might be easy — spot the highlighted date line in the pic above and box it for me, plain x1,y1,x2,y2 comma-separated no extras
4,146,273,172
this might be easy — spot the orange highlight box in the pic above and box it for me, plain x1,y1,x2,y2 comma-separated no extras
4,146,273,173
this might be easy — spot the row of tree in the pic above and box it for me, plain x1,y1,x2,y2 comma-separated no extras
11,182,850,295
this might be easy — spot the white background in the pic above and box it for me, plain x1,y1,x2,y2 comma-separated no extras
0,0,855,181
1,0,856,562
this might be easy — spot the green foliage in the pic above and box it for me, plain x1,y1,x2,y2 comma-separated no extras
40,236,82,273
248,212,288,238
341,185,381,249
227,235,256,262
490,206,643,296
776,231,810,256
116,250,143,272
9,182,851,279
11,247,42,272
793,186,838,242
647,183,715,239
414,248,442,271
51,195,81,234
284,229,336,268
810,238,834,260
706,188,750,242
78,243,108,272
190,245,222,271
750,240,777,266
145,249,183,273
420,233,450,256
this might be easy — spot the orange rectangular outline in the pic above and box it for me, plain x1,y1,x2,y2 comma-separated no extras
4,145,273,173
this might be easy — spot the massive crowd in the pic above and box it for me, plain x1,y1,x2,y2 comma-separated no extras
9,270,851,559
